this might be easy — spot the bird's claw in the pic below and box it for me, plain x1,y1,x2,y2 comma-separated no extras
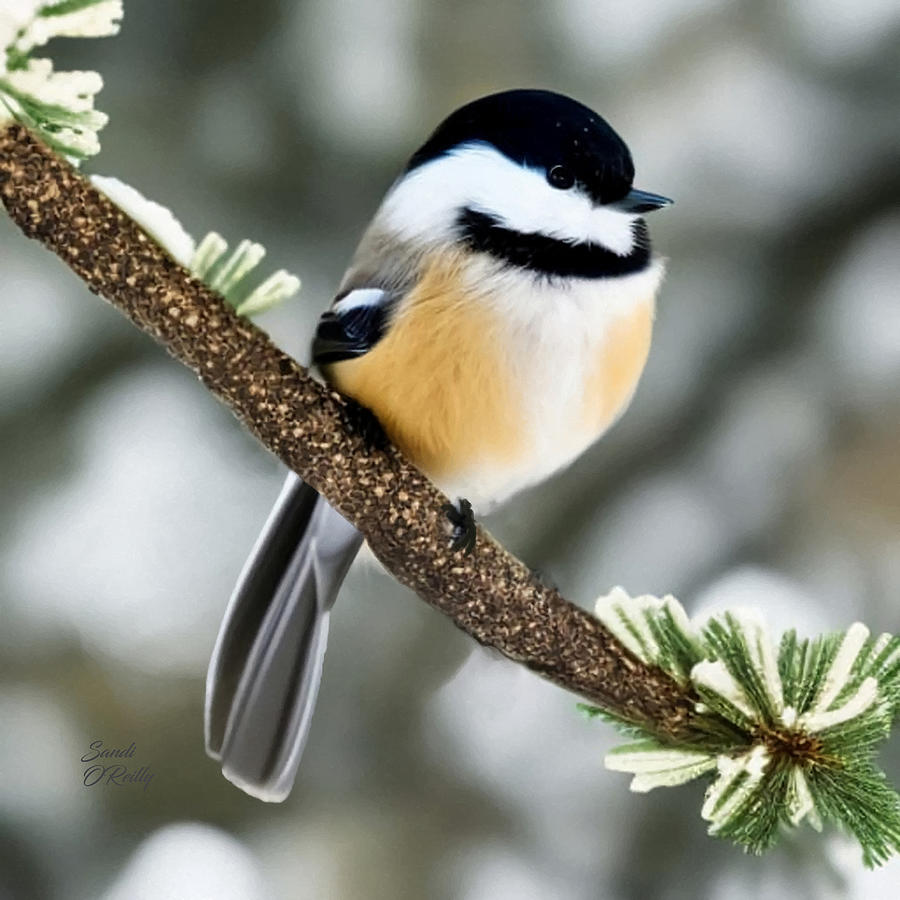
443,497,476,555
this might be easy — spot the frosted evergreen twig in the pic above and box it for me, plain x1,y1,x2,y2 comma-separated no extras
0,1,122,159
594,587,900,866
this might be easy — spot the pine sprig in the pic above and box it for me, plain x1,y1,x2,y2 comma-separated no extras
595,587,900,865
0,1,121,159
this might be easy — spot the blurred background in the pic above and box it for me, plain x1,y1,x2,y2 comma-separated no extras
1,0,899,897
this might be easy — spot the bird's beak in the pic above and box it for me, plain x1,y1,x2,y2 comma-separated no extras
613,188,673,213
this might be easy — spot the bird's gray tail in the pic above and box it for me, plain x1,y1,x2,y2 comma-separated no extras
204,473,363,802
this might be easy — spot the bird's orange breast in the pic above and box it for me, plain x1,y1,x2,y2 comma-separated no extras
325,253,658,501
323,255,525,479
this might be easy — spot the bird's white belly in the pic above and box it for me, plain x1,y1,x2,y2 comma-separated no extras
437,259,664,510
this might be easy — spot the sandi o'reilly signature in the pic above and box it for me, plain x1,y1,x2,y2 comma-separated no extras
81,740,155,791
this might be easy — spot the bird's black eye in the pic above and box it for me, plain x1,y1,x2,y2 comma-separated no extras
547,164,575,190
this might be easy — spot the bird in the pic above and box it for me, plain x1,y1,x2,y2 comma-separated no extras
204,88,672,801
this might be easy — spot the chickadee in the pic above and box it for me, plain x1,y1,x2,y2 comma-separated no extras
205,89,672,801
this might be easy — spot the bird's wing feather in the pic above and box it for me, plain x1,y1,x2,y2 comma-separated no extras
312,287,394,365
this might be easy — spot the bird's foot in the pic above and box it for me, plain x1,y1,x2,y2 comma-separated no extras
340,397,388,452
443,497,476,555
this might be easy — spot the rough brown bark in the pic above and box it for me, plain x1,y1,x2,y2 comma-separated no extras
0,123,698,740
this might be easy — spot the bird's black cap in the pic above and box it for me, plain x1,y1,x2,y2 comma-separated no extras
405,89,636,206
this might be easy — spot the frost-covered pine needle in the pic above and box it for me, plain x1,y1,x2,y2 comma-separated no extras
589,586,900,866
209,240,266,295
0,1,122,159
191,233,229,280
605,741,718,792
235,270,301,317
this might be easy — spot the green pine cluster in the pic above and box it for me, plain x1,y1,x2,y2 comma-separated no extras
591,588,900,866
1,1,122,159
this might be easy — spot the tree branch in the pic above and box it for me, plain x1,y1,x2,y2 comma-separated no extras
0,123,697,741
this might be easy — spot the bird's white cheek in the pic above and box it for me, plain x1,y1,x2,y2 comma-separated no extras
517,187,636,254
381,145,640,255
